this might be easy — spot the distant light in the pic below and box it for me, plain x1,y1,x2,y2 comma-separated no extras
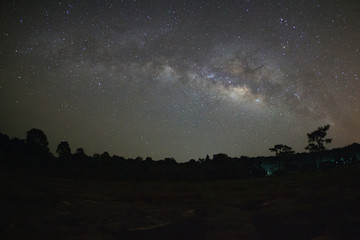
207,73,215,78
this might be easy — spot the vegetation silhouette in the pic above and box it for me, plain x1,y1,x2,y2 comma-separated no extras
1,126,360,240
56,141,71,159
269,144,295,174
305,124,332,152
269,144,294,156
0,125,359,181
26,128,49,153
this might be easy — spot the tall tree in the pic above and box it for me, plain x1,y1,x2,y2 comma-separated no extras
305,124,332,152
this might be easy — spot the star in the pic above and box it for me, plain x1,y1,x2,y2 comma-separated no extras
0,0,359,161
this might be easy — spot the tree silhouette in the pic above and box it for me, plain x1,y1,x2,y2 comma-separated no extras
56,141,71,158
269,144,295,172
26,128,49,152
269,144,295,156
75,148,85,155
101,152,111,160
305,124,332,152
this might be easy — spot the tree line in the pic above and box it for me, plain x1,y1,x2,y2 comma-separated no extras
0,125,359,180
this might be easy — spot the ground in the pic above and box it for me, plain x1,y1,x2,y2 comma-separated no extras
1,164,360,239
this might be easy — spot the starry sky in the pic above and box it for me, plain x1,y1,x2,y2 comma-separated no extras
0,0,359,162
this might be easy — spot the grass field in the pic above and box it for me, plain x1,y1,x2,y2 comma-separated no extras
1,164,360,239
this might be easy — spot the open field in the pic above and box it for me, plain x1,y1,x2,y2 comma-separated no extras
1,164,360,239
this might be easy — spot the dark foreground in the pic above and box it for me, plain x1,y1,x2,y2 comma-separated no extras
1,164,360,240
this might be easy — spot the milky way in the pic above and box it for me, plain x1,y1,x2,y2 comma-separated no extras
1,0,359,161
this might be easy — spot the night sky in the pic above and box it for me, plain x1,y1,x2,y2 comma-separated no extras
1,0,359,162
